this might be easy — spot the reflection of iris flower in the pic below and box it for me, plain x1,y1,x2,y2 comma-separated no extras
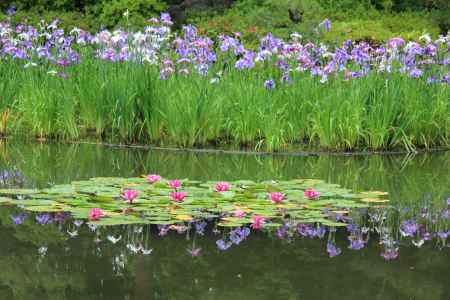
216,239,232,251
187,247,202,257
327,242,342,258
400,219,418,237
381,248,399,261
35,214,52,225
10,213,28,225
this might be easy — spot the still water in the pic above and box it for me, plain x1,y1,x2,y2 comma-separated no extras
0,142,448,300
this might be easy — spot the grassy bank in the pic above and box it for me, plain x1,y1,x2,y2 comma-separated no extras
2,58,448,152
0,16,449,152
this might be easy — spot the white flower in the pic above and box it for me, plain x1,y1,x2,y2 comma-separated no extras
24,62,37,68
419,33,431,44
210,77,220,84
290,32,302,41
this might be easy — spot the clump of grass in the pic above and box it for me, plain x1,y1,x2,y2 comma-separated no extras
2,59,448,152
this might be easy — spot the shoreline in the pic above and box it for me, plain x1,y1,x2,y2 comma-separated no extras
2,137,448,157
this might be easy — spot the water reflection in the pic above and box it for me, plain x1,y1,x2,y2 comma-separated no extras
0,206,449,300
0,141,448,205
0,141,448,299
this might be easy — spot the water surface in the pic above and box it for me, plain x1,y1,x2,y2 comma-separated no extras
0,142,448,300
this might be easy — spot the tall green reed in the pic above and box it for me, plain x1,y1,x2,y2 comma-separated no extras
3,58,449,152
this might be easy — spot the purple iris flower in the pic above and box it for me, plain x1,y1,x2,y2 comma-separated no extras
276,60,289,71
281,73,292,85
10,213,28,225
183,25,197,40
425,44,437,56
323,19,331,32
351,71,364,78
216,239,232,251
160,13,173,25
375,47,386,55
427,76,438,85
388,37,405,49
235,51,255,69
6,6,16,16
409,68,423,78
327,242,342,258
442,209,449,219
234,44,245,55
13,48,26,60
400,219,418,237
447,198,450,206
381,249,399,261
343,40,352,49
196,63,209,76
57,72,68,80
35,214,52,225
443,73,450,85
264,79,276,89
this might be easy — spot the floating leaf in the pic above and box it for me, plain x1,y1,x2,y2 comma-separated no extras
361,198,390,203
0,176,379,228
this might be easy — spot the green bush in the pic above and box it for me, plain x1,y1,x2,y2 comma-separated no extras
98,0,166,28
1,1,447,39
1,0,167,30
188,0,442,46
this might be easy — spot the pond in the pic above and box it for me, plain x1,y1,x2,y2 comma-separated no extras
0,141,448,300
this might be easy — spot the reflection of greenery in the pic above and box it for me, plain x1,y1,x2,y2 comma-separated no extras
0,215,448,299
347,246,450,300
130,233,450,300
0,208,65,246
0,208,135,299
0,141,448,298
0,142,448,206
0,255,86,300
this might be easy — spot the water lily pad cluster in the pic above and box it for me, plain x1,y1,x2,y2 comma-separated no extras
0,176,390,227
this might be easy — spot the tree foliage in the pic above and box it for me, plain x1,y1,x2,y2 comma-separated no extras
0,1,448,33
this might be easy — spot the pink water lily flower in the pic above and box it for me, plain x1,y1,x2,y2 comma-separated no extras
168,179,182,190
89,208,105,221
234,209,247,218
122,190,139,203
146,174,161,184
304,188,320,200
170,191,187,202
269,192,285,204
215,181,231,192
250,215,265,230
